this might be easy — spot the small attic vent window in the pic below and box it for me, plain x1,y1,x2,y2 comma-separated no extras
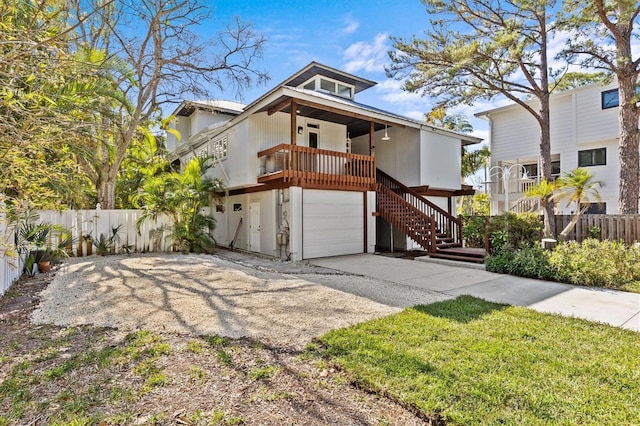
300,77,354,99
337,84,352,98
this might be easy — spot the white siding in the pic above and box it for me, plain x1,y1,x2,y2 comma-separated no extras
485,82,626,213
212,191,276,256
490,106,541,161
302,189,364,259
375,126,421,186
420,131,461,190
190,110,231,136
576,82,619,144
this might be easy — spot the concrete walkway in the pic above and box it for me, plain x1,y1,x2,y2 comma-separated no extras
310,254,640,332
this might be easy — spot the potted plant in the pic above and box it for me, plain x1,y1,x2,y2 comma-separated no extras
33,249,52,273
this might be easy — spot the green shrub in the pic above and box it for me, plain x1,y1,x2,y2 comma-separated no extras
548,239,640,288
461,215,487,248
587,226,601,239
485,245,555,280
488,212,543,250
462,212,543,251
488,238,640,290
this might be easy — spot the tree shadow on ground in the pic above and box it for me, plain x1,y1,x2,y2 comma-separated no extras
413,295,507,323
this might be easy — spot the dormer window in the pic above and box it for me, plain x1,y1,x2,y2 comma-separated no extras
299,76,354,99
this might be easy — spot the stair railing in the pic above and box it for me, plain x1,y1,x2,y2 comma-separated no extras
376,183,437,252
376,169,463,245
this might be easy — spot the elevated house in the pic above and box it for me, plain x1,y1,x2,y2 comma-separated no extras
476,81,621,215
168,62,482,261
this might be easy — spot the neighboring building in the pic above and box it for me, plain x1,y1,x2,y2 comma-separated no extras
476,81,620,215
168,62,481,261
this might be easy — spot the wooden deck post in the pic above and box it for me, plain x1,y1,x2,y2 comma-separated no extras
290,100,298,173
369,121,375,156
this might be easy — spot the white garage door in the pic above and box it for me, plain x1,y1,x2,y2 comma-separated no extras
303,189,364,259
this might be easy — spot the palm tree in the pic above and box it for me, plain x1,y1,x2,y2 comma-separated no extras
136,156,223,253
462,145,490,180
552,168,604,240
525,179,558,238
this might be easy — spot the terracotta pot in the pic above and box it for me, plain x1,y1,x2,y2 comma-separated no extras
38,260,52,273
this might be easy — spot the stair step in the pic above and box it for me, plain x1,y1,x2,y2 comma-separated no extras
436,242,462,249
437,237,455,243
429,252,485,264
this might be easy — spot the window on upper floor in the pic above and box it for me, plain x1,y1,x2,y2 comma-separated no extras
211,136,228,160
601,89,619,109
299,77,354,99
522,160,560,179
578,148,606,167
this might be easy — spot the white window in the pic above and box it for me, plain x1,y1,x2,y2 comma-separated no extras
299,77,354,99
337,83,352,98
211,136,228,160
320,78,335,92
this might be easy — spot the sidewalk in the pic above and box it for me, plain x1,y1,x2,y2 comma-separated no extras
310,253,640,332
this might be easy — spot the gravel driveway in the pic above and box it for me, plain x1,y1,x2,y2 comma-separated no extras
31,252,444,348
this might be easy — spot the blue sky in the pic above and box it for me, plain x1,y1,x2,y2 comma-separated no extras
202,0,493,152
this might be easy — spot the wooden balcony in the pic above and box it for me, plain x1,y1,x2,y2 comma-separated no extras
257,144,375,191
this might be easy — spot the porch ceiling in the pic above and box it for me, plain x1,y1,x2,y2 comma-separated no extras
258,95,389,138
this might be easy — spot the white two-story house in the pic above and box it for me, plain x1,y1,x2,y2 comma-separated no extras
168,62,482,261
476,81,620,215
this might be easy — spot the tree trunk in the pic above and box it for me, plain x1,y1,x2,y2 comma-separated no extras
559,204,587,240
538,91,556,237
617,76,640,214
97,173,117,209
537,16,556,238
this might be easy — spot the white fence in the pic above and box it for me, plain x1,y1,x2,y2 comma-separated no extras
0,209,173,296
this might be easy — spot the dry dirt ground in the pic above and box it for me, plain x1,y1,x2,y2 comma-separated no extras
0,253,430,425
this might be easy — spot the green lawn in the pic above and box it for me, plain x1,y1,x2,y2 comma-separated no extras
317,296,640,425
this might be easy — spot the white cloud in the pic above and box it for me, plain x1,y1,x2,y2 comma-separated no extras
340,15,359,35
375,78,425,105
343,33,390,73
403,110,427,121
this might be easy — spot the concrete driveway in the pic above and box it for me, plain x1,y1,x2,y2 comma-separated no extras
310,254,640,332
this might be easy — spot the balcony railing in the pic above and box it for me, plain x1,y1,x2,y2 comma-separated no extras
257,144,375,190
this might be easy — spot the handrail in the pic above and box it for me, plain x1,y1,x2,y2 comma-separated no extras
510,198,540,214
376,183,436,252
257,144,376,188
376,168,462,244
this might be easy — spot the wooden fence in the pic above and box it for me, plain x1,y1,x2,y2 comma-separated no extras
0,209,173,296
554,214,640,245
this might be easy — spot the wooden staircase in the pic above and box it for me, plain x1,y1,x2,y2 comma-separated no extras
376,169,485,263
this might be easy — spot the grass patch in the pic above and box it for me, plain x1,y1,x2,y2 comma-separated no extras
318,295,640,425
248,365,279,381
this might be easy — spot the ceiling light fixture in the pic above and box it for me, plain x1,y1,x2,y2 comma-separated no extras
382,124,391,141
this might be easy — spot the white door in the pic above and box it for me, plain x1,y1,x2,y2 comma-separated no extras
303,190,364,259
249,201,261,252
